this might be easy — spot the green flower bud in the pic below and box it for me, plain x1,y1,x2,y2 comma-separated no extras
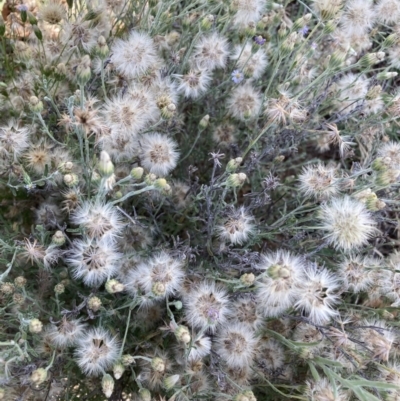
98,151,114,177
52,230,66,246
29,318,43,334
164,374,180,390
63,173,79,187
226,157,243,173
131,167,144,180
29,96,43,113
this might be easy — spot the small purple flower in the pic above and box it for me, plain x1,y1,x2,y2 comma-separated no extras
310,42,317,50
17,4,29,11
299,25,309,36
207,307,220,323
231,69,244,84
253,35,266,46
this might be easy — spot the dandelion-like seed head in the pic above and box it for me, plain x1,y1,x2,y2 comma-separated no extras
0,119,30,158
125,251,184,299
256,250,304,317
139,132,179,177
216,207,255,245
231,43,268,79
215,322,258,369
318,196,377,251
227,83,262,121
294,266,340,324
184,281,231,332
71,200,123,240
67,237,121,287
175,69,212,99
191,32,230,71
298,162,339,199
111,31,160,79
74,327,120,376
48,316,86,348
39,1,66,24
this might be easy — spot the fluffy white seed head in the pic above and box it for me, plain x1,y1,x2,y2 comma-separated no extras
215,322,258,368
227,83,262,121
298,162,339,199
74,327,120,376
71,200,123,240
139,132,179,176
102,94,152,137
375,0,400,24
216,207,255,245
111,31,160,79
0,119,30,158
125,251,184,299
231,43,268,79
184,281,231,333
340,0,375,36
48,317,87,348
175,69,212,99
377,141,400,167
191,32,230,71
294,266,340,324
67,237,121,287
318,196,378,251
338,255,380,293
187,334,212,361
333,74,368,114
231,0,266,29
255,250,304,317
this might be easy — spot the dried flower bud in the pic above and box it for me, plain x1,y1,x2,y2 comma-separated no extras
151,357,165,373
102,374,114,398
58,161,74,173
0,282,15,294
13,293,25,305
152,281,166,296
234,390,257,401
29,318,43,334
30,368,47,385
145,173,157,185
29,96,43,113
14,276,27,288
105,279,125,294
131,167,144,180
63,173,79,187
121,354,135,366
52,230,66,246
175,325,191,344
54,283,65,294
226,157,243,173
113,363,125,380
88,296,102,312
240,273,255,286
